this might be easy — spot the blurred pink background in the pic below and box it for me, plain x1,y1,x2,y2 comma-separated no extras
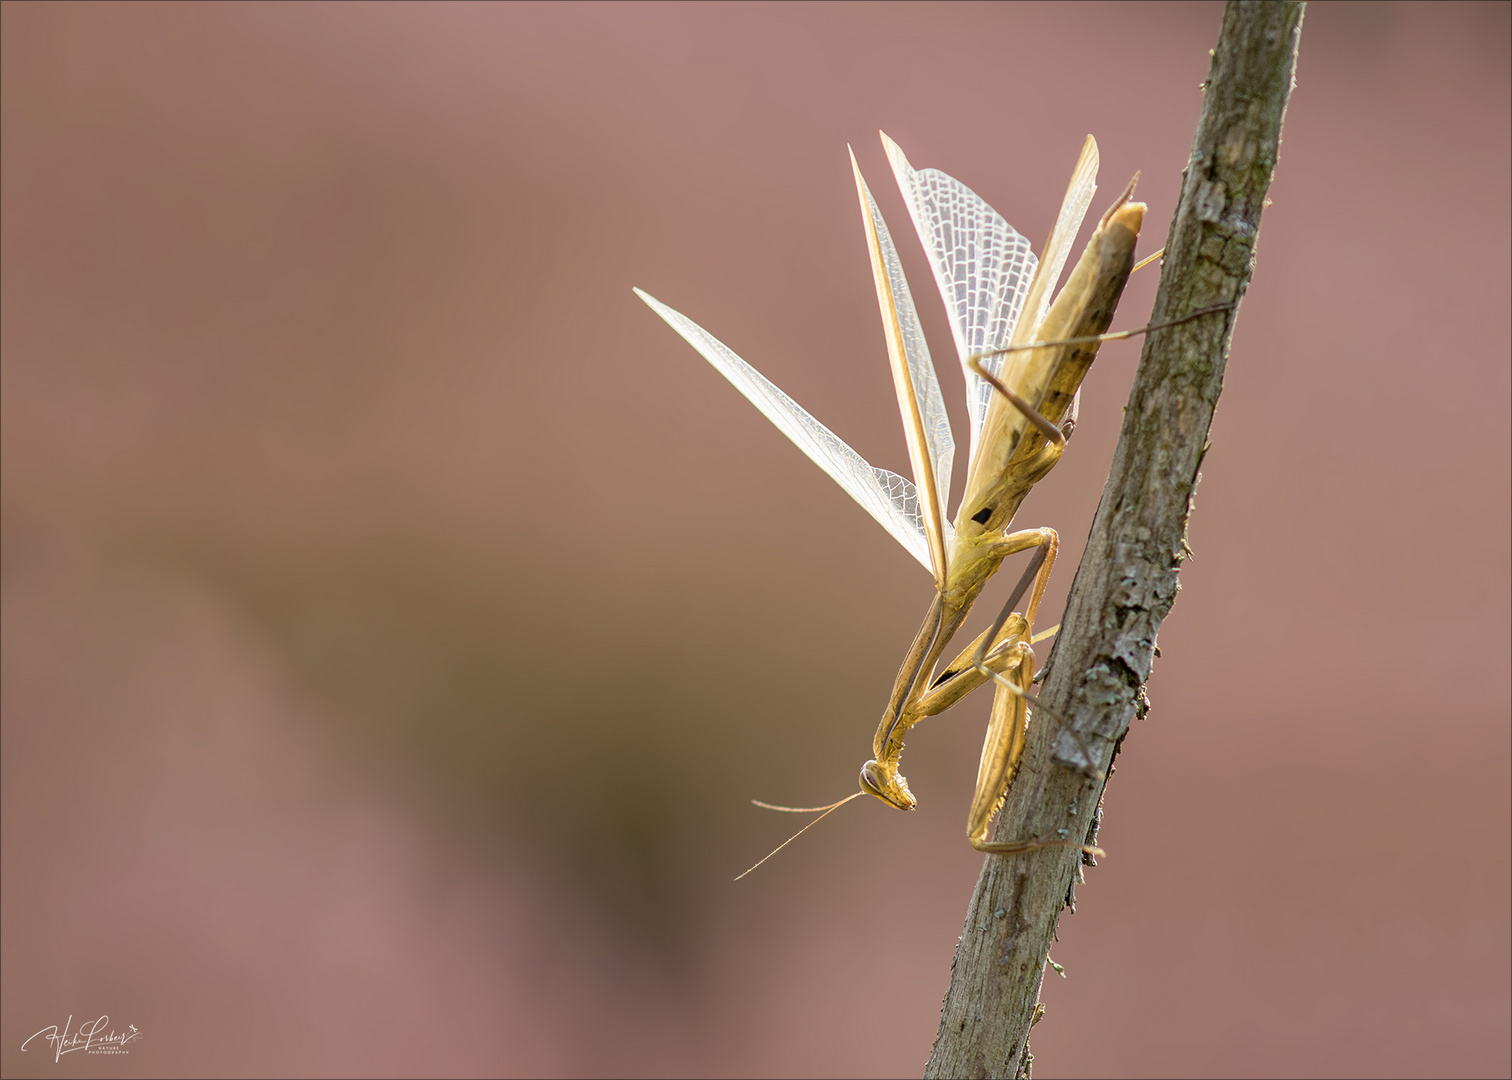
2,3,1507,1077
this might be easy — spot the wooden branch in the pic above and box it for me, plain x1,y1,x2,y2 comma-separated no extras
923,4,1305,1077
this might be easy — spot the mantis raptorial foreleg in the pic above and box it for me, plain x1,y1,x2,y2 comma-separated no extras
913,529,1059,717
968,649,1103,857
862,528,1059,808
952,536,1103,856
916,615,1026,715
926,535,1079,768
914,614,1030,718
964,614,1104,856
967,641,1040,853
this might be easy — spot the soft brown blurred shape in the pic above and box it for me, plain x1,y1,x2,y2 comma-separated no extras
1,2,1507,1077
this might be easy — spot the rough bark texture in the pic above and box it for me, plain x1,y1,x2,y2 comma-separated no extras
923,4,1304,1077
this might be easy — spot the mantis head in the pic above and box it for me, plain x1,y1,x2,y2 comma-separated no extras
860,759,917,811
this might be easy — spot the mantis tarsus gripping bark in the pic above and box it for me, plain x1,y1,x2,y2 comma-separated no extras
636,133,1220,874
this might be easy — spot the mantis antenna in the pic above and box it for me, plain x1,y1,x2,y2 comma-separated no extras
735,793,866,881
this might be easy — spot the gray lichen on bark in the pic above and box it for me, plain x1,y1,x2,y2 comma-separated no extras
923,3,1305,1077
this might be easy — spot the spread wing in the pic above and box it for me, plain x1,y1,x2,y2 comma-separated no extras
850,149,953,589
634,288,935,573
881,132,1038,466
1015,135,1099,347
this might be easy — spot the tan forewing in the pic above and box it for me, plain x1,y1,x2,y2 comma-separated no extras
851,149,952,589
1016,135,1100,344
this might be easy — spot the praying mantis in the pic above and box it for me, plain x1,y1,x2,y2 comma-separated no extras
635,132,1156,868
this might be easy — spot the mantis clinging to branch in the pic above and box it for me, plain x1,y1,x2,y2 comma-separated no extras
636,132,1200,872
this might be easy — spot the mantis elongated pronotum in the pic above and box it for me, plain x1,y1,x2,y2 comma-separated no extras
637,132,1178,871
